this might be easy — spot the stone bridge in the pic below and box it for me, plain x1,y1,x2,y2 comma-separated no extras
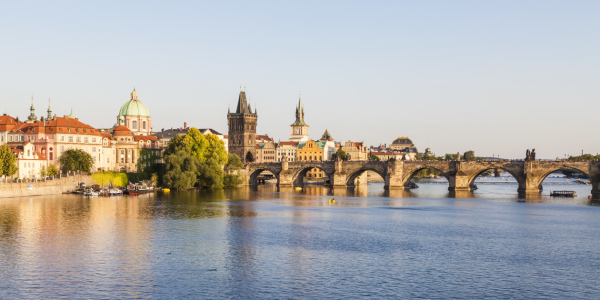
246,160,600,197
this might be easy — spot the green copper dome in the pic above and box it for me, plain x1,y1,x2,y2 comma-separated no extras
118,89,150,117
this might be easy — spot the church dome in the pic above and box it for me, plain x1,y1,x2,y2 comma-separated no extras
392,136,413,145
119,89,150,117
113,125,132,136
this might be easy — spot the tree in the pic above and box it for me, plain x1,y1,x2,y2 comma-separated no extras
185,128,210,162
39,165,47,177
368,154,380,161
163,150,200,189
163,134,190,156
59,149,94,173
197,161,224,189
464,150,475,161
332,149,347,161
415,152,422,160
226,153,244,169
444,153,457,160
204,133,228,166
0,143,18,177
224,153,244,187
47,164,59,176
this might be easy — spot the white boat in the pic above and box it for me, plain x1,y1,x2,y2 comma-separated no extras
109,188,123,196
83,188,100,196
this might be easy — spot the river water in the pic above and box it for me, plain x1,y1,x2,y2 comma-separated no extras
1,175,599,299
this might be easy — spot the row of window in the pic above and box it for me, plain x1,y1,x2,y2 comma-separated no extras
59,136,99,143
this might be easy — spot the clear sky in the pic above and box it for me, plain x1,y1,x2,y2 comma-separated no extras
1,0,598,159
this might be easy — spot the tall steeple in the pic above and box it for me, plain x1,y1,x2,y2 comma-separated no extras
290,92,309,142
47,98,52,120
27,95,38,123
291,93,308,127
227,88,258,163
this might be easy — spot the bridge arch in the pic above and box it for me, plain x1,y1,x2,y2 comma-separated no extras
534,166,590,191
345,167,387,188
466,166,524,191
248,167,280,186
291,165,334,187
402,166,448,189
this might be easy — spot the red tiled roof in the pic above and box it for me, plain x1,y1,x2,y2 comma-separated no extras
0,114,22,131
133,135,159,142
10,117,102,136
278,141,299,146
113,125,132,136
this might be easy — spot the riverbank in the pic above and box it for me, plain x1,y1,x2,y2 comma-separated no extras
0,174,92,198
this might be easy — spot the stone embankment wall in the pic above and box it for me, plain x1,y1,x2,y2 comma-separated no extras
0,174,92,198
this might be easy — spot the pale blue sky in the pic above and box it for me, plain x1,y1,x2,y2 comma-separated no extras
1,0,598,159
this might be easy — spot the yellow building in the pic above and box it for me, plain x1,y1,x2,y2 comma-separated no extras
297,140,326,180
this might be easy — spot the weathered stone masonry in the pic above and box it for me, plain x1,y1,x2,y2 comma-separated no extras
246,160,600,197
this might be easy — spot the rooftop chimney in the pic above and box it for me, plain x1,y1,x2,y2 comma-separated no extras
184,122,187,129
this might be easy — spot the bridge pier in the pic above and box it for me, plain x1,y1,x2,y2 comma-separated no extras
385,160,405,189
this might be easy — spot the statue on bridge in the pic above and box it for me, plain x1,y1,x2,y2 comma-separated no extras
401,154,406,161
525,149,536,162
457,152,460,161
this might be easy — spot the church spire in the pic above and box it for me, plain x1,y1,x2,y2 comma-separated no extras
27,95,38,122
47,98,52,120
291,92,308,126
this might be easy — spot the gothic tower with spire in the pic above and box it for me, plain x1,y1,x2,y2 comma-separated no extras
227,89,258,163
290,94,309,142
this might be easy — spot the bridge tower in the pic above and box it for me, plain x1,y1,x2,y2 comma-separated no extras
227,90,257,163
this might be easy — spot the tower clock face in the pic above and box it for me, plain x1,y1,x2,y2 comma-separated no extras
295,129,299,134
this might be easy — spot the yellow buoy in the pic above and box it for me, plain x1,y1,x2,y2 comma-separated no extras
295,187,302,191
329,199,335,203
162,188,170,192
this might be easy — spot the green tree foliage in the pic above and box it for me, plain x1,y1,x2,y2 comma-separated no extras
226,153,244,169
223,174,242,187
445,153,458,160
91,171,128,187
368,154,380,161
416,168,441,177
197,161,224,189
415,152,422,160
332,149,347,161
163,150,201,189
0,143,18,177
39,165,47,177
204,133,228,166
463,150,475,161
163,134,190,156
569,154,600,161
59,149,94,173
185,128,210,162
47,164,59,176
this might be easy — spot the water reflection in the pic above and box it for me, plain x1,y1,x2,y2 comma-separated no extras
1,183,600,298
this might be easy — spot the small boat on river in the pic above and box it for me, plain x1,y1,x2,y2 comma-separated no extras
550,191,577,197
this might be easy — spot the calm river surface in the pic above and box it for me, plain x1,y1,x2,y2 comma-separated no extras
1,177,599,299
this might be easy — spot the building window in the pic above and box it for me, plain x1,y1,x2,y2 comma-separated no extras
92,147,96,152
60,146,64,151
8,136,12,142
92,138,97,143
60,136,64,141
84,137,89,143
69,136,73,142
143,121,147,129
132,121,137,129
